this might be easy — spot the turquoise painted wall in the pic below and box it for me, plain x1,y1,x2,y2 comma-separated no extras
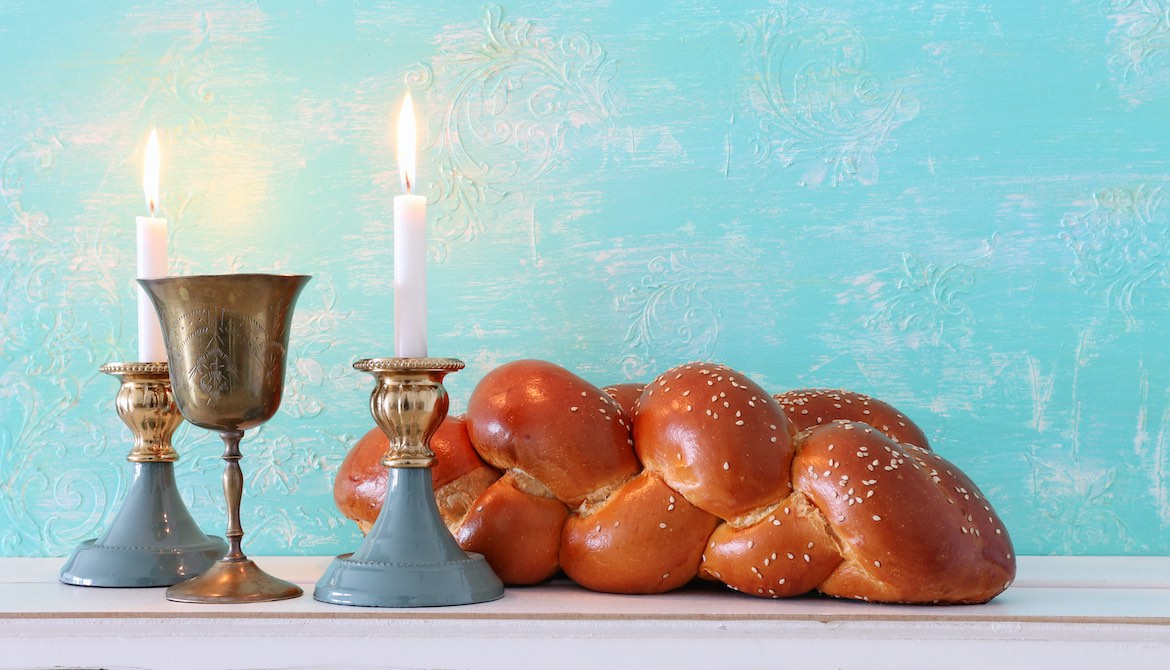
1,0,1167,557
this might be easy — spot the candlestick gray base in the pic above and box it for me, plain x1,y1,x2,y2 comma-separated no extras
60,462,227,588
314,468,504,607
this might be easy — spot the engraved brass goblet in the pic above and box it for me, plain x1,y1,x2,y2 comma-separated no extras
139,273,311,603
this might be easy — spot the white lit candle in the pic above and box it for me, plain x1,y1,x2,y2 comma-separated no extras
136,128,168,362
394,92,427,358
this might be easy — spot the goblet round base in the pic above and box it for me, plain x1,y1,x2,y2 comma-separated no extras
165,558,303,604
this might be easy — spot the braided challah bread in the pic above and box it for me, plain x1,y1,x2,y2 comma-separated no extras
335,359,1015,604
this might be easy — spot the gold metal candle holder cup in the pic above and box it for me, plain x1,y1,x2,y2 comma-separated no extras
105,362,182,463
139,273,311,604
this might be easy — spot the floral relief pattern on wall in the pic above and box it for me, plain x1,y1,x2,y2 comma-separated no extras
0,131,119,556
407,4,619,261
1105,0,1170,106
865,235,998,350
616,253,721,379
1060,185,1169,324
283,272,355,421
131,9,232,148
152,12,217,124
739,4,920,188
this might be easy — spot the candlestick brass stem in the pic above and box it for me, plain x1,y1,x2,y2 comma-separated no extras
314,357,504,608
140,273,310,604
59,362,226,588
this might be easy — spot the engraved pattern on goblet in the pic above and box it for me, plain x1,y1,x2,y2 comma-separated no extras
190,345,235,400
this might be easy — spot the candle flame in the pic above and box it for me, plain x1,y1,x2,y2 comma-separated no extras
143,128,160,216
397,92,416,194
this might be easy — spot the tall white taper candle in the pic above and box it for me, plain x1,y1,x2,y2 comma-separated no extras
394,92,427,358
136,128,167,362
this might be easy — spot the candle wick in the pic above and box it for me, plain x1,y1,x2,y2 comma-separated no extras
404,173,412,195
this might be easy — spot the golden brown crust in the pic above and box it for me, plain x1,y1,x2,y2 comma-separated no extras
603,382,646,415
633,363,794,519
775,388,931,450
700,493,841,598
333,426,390,530
561,471,718,594
455,472,569,585
794,420,1014,603
466,359,640,507
431,416,497,488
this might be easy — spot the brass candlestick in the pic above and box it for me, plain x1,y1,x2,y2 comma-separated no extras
314,357,504,607
139,273,311,604
59,362,227,588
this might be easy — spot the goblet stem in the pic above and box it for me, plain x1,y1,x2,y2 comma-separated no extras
165,423,300,603
219,429,247,562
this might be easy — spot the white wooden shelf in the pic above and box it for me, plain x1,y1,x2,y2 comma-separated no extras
1,556,1168,669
